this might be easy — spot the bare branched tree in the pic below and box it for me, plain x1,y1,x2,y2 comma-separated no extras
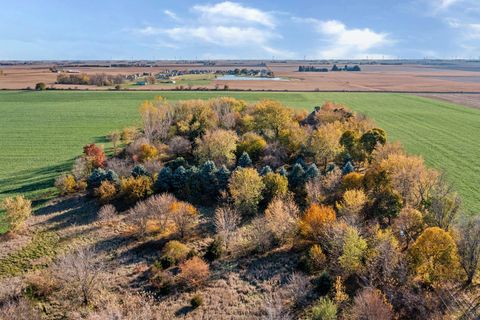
456,216,480,285
214,205,241,250
54,247,103,306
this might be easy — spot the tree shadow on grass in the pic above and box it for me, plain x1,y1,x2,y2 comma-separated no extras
0,161,73,199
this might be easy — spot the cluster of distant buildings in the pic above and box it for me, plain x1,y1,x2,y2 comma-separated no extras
298,64,361,72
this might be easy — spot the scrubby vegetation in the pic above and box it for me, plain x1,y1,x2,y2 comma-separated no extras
1,96,479,319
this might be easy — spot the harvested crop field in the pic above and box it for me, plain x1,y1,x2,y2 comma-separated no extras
0,90,479,234
2,62,480,92
415,93,480,109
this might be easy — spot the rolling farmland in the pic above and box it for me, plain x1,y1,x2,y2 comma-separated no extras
0,90,479,232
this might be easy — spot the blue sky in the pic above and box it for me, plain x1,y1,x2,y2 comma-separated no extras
0,0,479,60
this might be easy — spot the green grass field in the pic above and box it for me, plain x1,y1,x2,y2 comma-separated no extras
1,90,479,232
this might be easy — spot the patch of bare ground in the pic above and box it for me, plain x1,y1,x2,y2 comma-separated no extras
415,93,480,109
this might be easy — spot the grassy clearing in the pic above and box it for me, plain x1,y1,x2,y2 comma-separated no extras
0,90,478,232
0,231,60,278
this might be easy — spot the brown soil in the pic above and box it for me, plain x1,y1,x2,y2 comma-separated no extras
2,63,480,92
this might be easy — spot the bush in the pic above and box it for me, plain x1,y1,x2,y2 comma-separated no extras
308,244,327,271
121,127,138,144
150,269,174,294
169,201,199,238
162,240,190,264
131,164,150,178
139,143,158,162
98,204,117,221
349,288,393,320
190,294,204,309
310,297,337,320
35,82,46,91
83,143,106,168
299,204,336,241
205,237,223,261
55,174,77,195
96,180,117,203
120,176,153,202
178,257,210,287
314,271,333,296
1,195,32,232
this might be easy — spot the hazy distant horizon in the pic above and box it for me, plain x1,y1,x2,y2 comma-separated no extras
1,0,480,60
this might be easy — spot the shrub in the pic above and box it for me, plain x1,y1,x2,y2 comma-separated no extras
190,294,204,309
309,297,337,320
129,193,176,237
131,164,150,178
139,143,158,162
55,174,77,195
150,269,174,294
309,244,327,271
1,195,32,232
35,82,46,91
83,143,106,168
314,271,333,296
162,240,190,264
299,204,336,241
96,180,117,203
178,257,210,287
169,201,199,238
25,271,58,299
98,204,117,221
205,237,223,261
121,127,138,144
349,288,393,320
120,176,153,202
228,167,264,216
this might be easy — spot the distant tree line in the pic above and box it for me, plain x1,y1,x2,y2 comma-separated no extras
298,65,361,72
56,73,126,86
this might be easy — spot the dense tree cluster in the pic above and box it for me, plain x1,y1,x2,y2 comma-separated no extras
36,97,480,319
56,72,126,86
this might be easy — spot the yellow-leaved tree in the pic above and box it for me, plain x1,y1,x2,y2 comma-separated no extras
408,226,462,285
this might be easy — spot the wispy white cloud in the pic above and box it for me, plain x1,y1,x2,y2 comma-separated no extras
296,18,392,59
446,18,480,39
133,1,293,58
164,10,181,22
192,1,275,28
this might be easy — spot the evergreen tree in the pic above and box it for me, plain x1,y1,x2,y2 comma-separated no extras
154,167,173,193
342,161,354,175
305,164,320,181
131,164,150,178
166,157,187,171
260,165,273,176
237,152,252,168
172,166,188,198
87,168,107,190
186,166,201,200
278,166,288,177
105,169,120,185
216,165,231,191
200,161,218,199
288,163,306,190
